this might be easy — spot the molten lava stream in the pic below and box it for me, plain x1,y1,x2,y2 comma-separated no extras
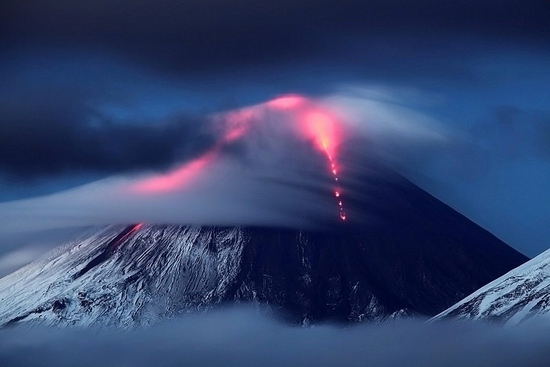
300,104,348,221
327,155,347,221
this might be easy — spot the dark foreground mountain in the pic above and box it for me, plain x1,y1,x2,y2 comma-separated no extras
0,171,528,328
432,246,550,326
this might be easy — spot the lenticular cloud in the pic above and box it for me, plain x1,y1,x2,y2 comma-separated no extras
0,85,449,233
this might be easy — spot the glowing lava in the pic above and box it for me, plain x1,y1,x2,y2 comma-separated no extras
300,109,347,220
325,148,347,222
130,93,349,222
303,111,339,159
268,95,349,221
268,100,348,222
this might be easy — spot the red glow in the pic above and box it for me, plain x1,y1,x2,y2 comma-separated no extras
267,95,306,110
302,110,340,159
131,107,258,194
221,109,256,143
129,94,349,222
223,125,248,143
132,151,216,193
298,106,348,221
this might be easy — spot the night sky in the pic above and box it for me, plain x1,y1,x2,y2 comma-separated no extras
1,0,550,271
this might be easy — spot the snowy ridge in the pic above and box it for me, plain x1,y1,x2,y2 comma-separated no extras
432,247,550,326
0,225,246,328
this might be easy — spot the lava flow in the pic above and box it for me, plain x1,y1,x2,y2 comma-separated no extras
329,158,346,221
270,95,348,221
303,109,347,221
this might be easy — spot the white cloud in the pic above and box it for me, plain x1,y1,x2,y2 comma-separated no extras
0,309,549,367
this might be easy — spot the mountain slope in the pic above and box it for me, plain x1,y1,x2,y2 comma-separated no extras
0,172,528,328
432,247,550,326
0,225,247,327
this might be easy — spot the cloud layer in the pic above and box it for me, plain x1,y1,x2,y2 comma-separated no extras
0,87,449,237
1,308,550,367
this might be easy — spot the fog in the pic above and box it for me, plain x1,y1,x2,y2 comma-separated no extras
1,308,549,367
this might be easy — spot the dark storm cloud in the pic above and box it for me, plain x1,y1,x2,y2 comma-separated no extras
0,97,215,180
1,309,550,367
2,0,549,76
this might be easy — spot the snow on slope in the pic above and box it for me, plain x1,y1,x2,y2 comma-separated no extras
0,224,407,328
432,247,550,326
0,215,528,328
0,225,246,328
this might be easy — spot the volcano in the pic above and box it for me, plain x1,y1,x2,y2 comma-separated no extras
0,169,528,328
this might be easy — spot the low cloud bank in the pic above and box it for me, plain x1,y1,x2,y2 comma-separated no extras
1,308,549,367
